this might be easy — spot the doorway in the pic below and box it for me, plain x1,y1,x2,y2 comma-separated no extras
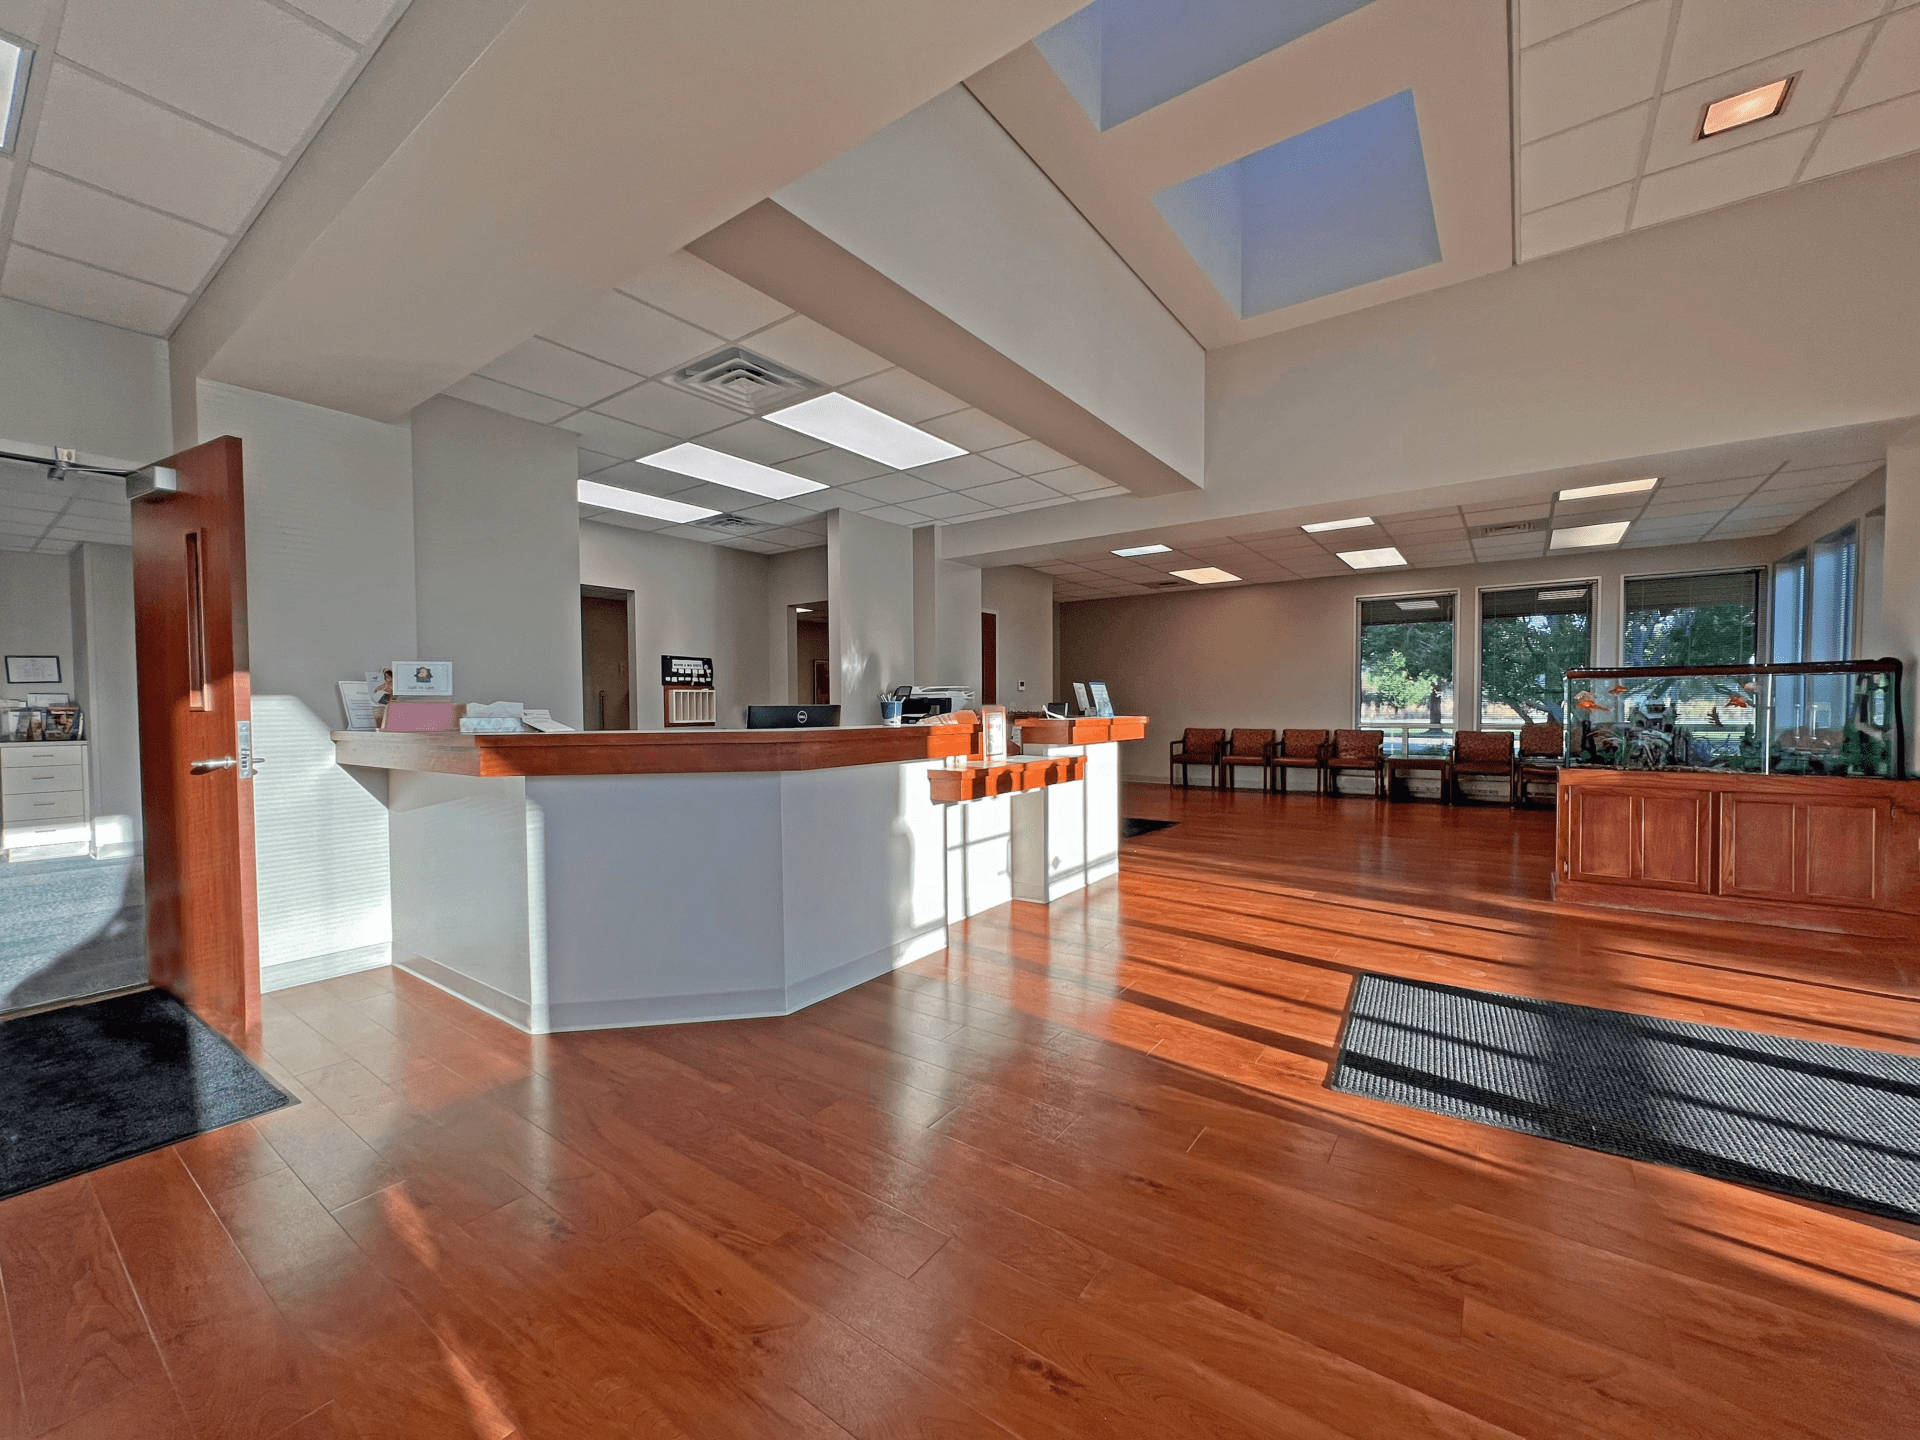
581,587,632,731
981,611,998,705
794,602,829,703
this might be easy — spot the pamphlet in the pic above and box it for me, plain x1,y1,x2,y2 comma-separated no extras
1088,681,1115,718
521,709,574,734
338,680,376,730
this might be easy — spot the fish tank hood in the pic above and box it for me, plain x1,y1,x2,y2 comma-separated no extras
1561,659,1906,780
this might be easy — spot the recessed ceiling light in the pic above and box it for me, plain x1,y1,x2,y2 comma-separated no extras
0,35,31,152
1550,522,1630,549
1395,599,1440,611
1338,547,1407,569
577,479,720,523
1170,567,1240,584
1558,478,1657,501
794,607,812,613
637,443,827,501
1699,76,1793,139
1537,588,1588,601
1112,543,1172,557
765,393,965,470
1302,516,1374,533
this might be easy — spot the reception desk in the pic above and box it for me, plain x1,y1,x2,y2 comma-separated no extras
333,721,1135,1032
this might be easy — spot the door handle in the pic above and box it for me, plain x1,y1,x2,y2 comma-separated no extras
190,757,236,773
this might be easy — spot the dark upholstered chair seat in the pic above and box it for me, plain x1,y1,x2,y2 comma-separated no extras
1512,723,1566,806
1170,728,1227,787
1327,729,1387,797
1219,729,1277,790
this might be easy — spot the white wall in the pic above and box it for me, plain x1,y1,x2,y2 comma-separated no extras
767,545,828,703
579,520,771,729
1884,438,1920,772
198,380,416,989
0,298,172,461
828,508,915,723
66,544,142,847
0,553,74,705
981,565,1054,706
412,396,584,726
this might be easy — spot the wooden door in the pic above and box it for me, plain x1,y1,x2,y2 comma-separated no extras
980,611,997,705
579,590,631,730
130,436,261,1041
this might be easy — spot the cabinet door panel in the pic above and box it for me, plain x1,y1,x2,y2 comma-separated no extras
1638,794,1709,890
1571,792,1635,882
1803,803,1880,904
1723,798,1797,898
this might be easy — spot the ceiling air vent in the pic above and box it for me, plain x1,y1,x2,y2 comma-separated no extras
1477,521,1536,537
663,346,821,416
694,512,761,531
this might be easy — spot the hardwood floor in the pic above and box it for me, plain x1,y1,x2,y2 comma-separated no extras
2,783,1915,1438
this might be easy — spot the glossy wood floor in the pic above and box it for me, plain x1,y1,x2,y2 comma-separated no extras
2,784,1915,1439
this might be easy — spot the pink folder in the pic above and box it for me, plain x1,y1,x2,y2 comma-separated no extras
382,701,457,733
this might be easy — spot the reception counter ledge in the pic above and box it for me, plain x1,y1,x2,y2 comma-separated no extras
334,722,1133,1032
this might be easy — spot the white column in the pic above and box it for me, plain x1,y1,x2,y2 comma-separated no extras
1883,436,1920,773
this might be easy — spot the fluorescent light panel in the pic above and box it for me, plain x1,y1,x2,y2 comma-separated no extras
765,393,965,470
638,443,826,500
1338,546,1407,569
1537,588,1588,601
1302,516,1373,533
1395,599,1440,611
1550,522,1630,549
1171,567,1239,584
1700,77,1792,138
0,36,29,151
1558,478,1657,501
578,479,719,523
1112,543,1171,557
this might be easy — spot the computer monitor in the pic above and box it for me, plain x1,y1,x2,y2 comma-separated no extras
745,704,842,729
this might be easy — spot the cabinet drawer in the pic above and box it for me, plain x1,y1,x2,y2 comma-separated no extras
3,791,86,822
1,744,85,769
1,765,83,797
2,821,90,850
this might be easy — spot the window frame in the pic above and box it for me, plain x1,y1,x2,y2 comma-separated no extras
1352,586,1461,731
1473,576,1599,729
1618,565,1766,670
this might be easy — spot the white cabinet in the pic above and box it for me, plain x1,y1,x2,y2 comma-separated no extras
1,743,91,859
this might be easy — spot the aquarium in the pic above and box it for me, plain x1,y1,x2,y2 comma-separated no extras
1561,660,1905,779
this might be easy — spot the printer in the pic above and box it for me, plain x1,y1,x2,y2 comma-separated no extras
892,684,974,722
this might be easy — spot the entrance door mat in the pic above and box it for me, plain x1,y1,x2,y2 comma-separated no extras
1331,973,1920,1225
1123,817,1178,838
0,988,294,1200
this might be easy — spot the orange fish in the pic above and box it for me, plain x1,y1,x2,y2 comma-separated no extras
1608,684,1629,695
1574,697,1606,712
1725,694,1750,708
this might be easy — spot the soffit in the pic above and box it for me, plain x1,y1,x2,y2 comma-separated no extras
964,0,1513,349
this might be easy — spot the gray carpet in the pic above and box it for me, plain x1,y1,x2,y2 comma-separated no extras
0,855,147,1015
1331,973,1920,1225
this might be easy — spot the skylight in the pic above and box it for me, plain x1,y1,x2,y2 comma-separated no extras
1550,522,1631,550
1034,0,1375,131
765,393,964,470
1153,90,1440,318
1302,516,1373,532
1338,547,1407,569
1171,567,1240,584
637,443,827,501
578,480,719,523
1112,543,1171,556
0,35,32,153
1558,479,1656,501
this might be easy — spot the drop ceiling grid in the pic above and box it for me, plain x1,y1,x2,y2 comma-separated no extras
0,0,414,336
1516,0,1920,263
453,251,1131,554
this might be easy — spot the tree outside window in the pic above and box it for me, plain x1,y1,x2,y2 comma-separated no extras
1479,584,1593,726
1358,595,1454,741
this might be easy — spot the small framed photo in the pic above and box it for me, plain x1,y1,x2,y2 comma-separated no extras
391,661,453,697
5,655,60,684
1072,681,1091,715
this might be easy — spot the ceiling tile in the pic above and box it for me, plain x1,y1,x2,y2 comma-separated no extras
590,460,701,496
442,374,573,425
919,408,1025,453
1802,89,1920,180
1644,29,1870,175
1664,0,1881,88
981,439,1075,476
699,418,828,466
1520,0,1643,47
901,491,996,520
1034,465,1116,495
836,368,966,423
1631,127,1814,227
1523,105,1649,210
745,314,889,387
478,337,639,406
576,450,624,477
845,473,943,505
58,0,359,154
11,167,226,292
911,454,1019,490
593,381,740,438
1000,495,1078,513
861,504,932,528
784,486,881,514
736,500,816,526
31,62,281,232
540,292,719,377
281,0,405,46
1845,7,1920,110
1771,459,1878,484
1519,0,1672,142
615,251,791,339
963,477,1066,509
1,245,186,334
776,449,892,486
556,410,681,460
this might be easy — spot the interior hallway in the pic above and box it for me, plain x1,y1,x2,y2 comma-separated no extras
0,787,1912,1438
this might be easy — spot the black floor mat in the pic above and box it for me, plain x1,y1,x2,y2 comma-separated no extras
0,988,293,1200
1123,817,1178,838
1331,973,1920,1225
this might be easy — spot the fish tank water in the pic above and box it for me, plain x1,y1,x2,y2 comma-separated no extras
1561,660,1905,779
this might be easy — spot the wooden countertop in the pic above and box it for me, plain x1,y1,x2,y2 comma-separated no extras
332,724,981,778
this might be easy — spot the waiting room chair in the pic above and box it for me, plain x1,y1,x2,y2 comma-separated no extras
1170,728,1226,788
1218,729,1277,792
1326,729,1387,798
1450,730,1516,804
1270,729,1331,794
1511,722,1566,806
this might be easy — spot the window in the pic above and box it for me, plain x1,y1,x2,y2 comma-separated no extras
1358,595,1455,750
1622,570,1761,667
1478,583,1593,727
1774,525,1857,735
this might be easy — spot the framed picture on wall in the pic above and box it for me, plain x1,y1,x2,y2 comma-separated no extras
5,655,61,684
391,660,453,697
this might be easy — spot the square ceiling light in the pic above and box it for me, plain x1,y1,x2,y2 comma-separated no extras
578,480,719,523
1550,521,1630,549
1112,543,1171,556
1338,546,1407,569
1302,516,1373,532
1171,567,1240,584
1558,478,1656,501
0,34,31,152
1699,77,1793,139
1153,90,1440,318
765,393,963,470
637,443,826,501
